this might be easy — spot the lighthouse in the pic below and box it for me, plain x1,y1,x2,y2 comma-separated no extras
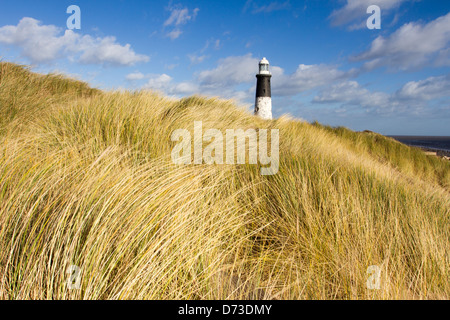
254,57,272,120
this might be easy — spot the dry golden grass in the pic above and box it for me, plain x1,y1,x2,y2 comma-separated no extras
0,62,449,299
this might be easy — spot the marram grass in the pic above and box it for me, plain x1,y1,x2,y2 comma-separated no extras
0,62,449,299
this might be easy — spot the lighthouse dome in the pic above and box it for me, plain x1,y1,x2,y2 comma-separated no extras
258,57,271,75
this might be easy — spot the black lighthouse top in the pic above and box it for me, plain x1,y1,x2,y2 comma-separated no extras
256,57,271,98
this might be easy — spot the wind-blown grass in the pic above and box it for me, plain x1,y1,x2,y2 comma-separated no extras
0,62,449,299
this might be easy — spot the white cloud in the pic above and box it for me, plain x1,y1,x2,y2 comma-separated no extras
164,7,199,27
77,36,149,66
436,48,450,67
141,72,251,104
395,74,450,101
313,74,450,115
313,81,392,110
166,29,183,40
126,72,146,81
135,54,357,104
164,6,199,40
329,0,410,28
0,17,75,63
0,17,149,66
132,52,450,118
353,12,450,70
143,74,173,91
127,72,200,96
197,54,259,87
136,54,359,111
165,63,178,70
273,64,357,96
136,55,258,104
188,54,208,65
172,81,201,95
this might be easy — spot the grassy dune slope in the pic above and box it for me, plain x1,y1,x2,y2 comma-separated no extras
0,62,449,299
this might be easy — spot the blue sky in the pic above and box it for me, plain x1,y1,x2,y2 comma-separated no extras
0,0,449,135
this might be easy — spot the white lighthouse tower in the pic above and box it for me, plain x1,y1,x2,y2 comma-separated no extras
254,57,272,120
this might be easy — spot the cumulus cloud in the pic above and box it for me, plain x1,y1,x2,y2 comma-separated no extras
197,54,260,87
143,74,174,91
329,0,410,29
353,12,450,70
134,72,195,96
0,17,76,63
136,54,358,108
140,70,251,105
77,36,149,66
135,55,259,104
314,74,450,115
125,72,146,81
0,17,149,66
313,81,392,111
172,56,356,98
134,54,356,99
132,52,449,118
395,74,450,101
272,64,357,96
